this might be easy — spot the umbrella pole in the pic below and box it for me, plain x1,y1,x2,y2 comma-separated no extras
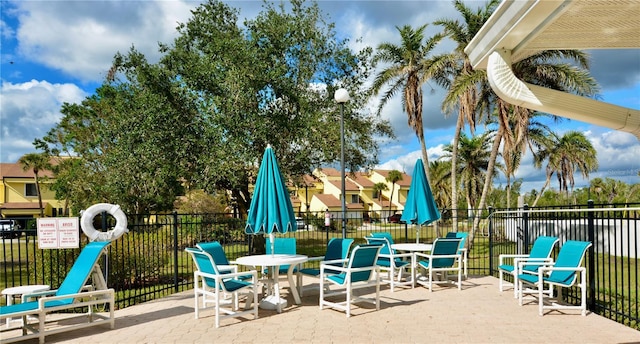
270,232,275,256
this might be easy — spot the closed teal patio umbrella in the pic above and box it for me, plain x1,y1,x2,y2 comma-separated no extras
401,159,441,242
245,145,297,254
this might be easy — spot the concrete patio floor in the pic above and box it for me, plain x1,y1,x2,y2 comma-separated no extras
5,276,640,344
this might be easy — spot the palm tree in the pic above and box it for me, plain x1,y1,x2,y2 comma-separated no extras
469,49,599,251
373,182,388,202
532,131,598,205
436,0,500,230
502,111,555,208
385,170,403,215
443,132,496,212
428,159,452,211
369,24,445,178
18,153,51,218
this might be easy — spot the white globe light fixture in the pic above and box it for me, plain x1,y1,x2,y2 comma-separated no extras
334,88,350,238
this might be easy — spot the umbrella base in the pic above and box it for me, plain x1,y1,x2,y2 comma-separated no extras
259,295,288,310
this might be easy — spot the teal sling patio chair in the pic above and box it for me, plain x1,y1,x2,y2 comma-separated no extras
265,237,298,274
517,240,592,316
319,244,383,317
297,238,354,297
445,232,469,279
185,247,258,328
364,235,412,292
196,241,251,280
498,236,559,298
414,238,462,292
0,241,115,344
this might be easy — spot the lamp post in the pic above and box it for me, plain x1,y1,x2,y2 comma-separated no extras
334,88,350,238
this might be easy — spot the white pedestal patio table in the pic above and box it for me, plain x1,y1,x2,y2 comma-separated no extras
2,284,50,328
390,243,433,288
235,254,308,313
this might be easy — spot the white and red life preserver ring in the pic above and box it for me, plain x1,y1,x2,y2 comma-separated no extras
81,203,129,242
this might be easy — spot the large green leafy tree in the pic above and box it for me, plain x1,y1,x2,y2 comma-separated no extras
369,24,445,178
37,0,392,214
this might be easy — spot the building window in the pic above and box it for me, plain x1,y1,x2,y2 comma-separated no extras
25,183,38,197
350,194,359,204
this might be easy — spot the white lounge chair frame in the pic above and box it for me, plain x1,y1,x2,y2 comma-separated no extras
0,241,115,344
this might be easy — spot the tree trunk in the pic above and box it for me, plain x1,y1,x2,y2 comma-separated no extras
532,169,553,207
418,132,430,183
468,128,503,252
34,174,44,217
450,113,464,232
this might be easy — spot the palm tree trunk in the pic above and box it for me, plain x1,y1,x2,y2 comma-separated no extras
468,127,503,252
34,174,44,217
418,133,430,183
450,113,464,232
532,170,553,206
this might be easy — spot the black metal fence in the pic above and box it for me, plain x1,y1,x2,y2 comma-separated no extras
1,202,638,330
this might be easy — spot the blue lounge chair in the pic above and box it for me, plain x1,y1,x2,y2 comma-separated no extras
415,238,462,291
185,247,258,328
0,241,115,344
518,240,592,316
319,244,383,317
498,236,559,298
297,238,354,297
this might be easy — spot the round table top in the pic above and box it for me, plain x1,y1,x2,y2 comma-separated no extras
2,284,50,296
235,254,308,266
391,243,433,252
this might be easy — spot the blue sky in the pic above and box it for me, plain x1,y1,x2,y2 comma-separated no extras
1,0,639,195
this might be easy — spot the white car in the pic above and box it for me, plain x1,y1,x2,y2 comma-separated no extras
0,219,20,239
295,217,307,230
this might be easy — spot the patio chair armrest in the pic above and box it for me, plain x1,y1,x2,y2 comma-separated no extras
307,256,325,263
392,252,413,260
37,288,115,308
539,266,586,274
21,289,57,302
195,269,258,282
322,258,348,266
516,258,554,272
414,252,429,259
320,263,348,274
499,253,529,265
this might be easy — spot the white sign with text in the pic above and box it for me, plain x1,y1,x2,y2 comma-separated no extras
37,217,80,249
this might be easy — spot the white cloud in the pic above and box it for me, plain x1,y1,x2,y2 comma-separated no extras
13,1,196,83
0,80,86,162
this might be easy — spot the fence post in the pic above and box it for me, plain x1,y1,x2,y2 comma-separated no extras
173,211,179,293
488,206,494,276
523,204,530,254
587,200,595,312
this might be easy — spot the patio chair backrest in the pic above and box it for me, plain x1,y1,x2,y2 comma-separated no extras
547,240,592,286
266,237,297,255
346,244,383,283
445,232,467,252
196,241,231,266
370,232,395,245
431,238,461,268
325,238,355,262
55,241,111,305
185,247,221,289
364,236,393,264
522,236,560,272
